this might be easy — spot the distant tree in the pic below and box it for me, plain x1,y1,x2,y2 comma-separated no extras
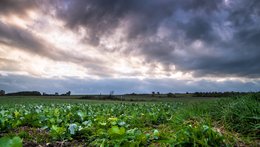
192,91,243,97
110,91,114,96
66,91,71,96
152,91,155,97
109,91,114,98
157,92,160,95
0,90,5,96
55,92,59,96
131,92,137,95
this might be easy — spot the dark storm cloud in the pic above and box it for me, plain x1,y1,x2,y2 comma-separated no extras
179,16,218,43
137,1,260,78
1,74,259,94
56,0,223,32
52,0,260,78
228,0,260,27
181,0,221,12
1,0,260,79
54,0,223,41
55,0,175,43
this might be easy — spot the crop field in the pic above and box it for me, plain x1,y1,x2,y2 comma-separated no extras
0,95,259,146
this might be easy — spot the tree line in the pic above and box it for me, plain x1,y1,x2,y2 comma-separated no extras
192,91,252,97
1,89,259,97
0,90,71,96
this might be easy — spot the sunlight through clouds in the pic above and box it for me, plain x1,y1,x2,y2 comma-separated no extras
0,0,260,93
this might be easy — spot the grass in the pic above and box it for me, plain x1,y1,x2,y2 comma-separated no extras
171,94,260,145
0,94,259,146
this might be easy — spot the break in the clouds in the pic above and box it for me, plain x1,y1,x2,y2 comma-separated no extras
0,0,260,93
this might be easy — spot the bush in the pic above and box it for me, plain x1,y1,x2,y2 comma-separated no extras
167,93,176,98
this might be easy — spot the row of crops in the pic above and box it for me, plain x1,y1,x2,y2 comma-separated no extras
0,95,259,146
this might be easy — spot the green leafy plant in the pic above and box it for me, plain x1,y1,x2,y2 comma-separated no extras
108,126,126,139
0,136,22,147
0,94,258,146
50,125,67,140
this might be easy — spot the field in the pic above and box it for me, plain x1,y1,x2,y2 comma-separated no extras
0,94,259,146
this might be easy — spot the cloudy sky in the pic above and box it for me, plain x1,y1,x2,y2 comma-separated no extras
0,0,260,94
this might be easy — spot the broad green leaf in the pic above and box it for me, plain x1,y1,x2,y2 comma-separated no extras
0,136,22,147
108,126,126,137
68,123,78,135
153,129,160,139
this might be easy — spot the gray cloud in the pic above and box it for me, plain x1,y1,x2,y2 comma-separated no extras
54,0,223,41
1,74,259,94
179,17,217,43
0,58,20,72
52,0,260,78
1,0,260,80
54,0,176,46
181,0,221,12
0,21,113,76
0,22,54,57
0,0,37,16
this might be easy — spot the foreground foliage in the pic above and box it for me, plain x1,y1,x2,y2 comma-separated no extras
0,136,22,147
0,94,259,146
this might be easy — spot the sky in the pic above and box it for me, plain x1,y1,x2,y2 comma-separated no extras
0,0,260,94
